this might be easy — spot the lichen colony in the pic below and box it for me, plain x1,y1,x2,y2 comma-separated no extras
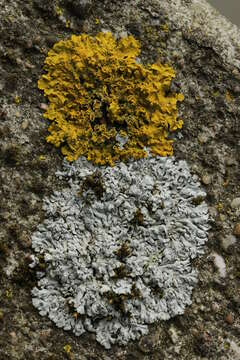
38,32,184,165
31,156,209,349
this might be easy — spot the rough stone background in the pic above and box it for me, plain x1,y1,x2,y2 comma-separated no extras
0,0,239,359
208,0,240,27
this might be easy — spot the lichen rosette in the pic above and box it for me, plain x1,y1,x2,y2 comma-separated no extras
38,32,184,165
31,155,209,349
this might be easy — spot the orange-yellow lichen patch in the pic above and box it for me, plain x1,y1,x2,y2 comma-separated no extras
38,32,184,165
225,90,233,103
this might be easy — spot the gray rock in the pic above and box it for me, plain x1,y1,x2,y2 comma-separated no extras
1,0,240,358
202,174,212,185
231,197,240,209
220,235,237,252
168,325,179,344
63,0,93,19
212,252,226,278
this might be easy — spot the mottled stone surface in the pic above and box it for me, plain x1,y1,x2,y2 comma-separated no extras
0,0,240,359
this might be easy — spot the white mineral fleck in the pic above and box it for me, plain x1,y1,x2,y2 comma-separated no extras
31,155,209,349
115,132,129,149
212,252,227,278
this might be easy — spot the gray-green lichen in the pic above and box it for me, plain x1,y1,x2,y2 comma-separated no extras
30,155,209,349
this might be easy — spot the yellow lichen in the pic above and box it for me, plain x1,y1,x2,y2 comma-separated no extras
55,5,63,16
5,289,12,299
39,154,46,161
14,95,21,104
38,32,184,165
63,344,71,354
225,90,233,103
161,23,169,33
65,19,70,28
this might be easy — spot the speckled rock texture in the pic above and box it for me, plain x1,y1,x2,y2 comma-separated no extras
0,0,240,359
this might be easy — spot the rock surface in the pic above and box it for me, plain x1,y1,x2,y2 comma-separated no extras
0,0,240,359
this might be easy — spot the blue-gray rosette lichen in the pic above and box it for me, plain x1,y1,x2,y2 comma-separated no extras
31,156,209,349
